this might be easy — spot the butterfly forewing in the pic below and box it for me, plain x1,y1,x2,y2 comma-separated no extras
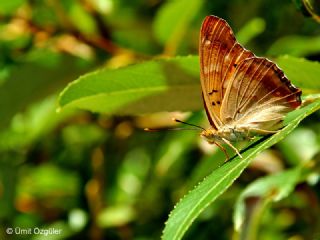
199,15,254,129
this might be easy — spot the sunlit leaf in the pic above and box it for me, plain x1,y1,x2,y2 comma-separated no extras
58,56,201,114
153,0,204,54
97,205,135,227
69,3,97,35
277,127,319,166
236,18,266,45
276,55,320,90
268,35,320,57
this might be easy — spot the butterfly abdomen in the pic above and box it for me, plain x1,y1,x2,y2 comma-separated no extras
217,126,251,142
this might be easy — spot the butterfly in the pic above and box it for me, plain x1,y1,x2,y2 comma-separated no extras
198,15,302,159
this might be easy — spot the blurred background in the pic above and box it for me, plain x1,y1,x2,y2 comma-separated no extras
1,0,320,239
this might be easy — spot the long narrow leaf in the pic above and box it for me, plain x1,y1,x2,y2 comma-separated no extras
162,97,320,240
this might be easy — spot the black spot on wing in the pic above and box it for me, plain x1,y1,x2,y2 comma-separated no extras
208,89,218,95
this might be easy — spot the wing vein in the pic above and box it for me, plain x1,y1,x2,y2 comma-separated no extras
236,61,273,114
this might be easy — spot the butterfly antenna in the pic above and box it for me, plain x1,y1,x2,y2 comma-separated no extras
172,118,206,131
144,127,202,132
144,118,205,132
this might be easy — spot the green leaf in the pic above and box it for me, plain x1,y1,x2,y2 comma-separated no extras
233,168,301,232
97,205,135,228
58,56,201,114
276,55,320,90
186,150,226,189
0,95,75,152
153,0,204,54
268,35,320,57
0,0,25,15
277,127,319,166
153,0,203,44
0,51,93,129
161,97,320,240
154,112,203,176
17,163,80,208
236,18,266,45
69,2,97,35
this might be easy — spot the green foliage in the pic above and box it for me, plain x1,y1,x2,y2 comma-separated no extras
0,51,92,129
233,168,301,236
59,55,318,114
58,56,200,114
236,18,266,45
153,0,204,54
276,55,320,90
1,0,320,240
162,98,320,240
268,35,320,57
0,0,25,15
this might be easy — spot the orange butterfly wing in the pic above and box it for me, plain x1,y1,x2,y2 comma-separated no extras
199,15,254,129
220,57,301,130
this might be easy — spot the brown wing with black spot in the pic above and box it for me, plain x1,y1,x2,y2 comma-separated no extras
199,15,254,129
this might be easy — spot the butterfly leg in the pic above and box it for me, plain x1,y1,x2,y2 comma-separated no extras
213,141,229,160
221,138,243,159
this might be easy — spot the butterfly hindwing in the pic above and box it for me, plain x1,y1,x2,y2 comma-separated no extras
220,57,302,132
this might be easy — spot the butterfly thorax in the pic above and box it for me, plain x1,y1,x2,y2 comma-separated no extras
201,125,250,143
